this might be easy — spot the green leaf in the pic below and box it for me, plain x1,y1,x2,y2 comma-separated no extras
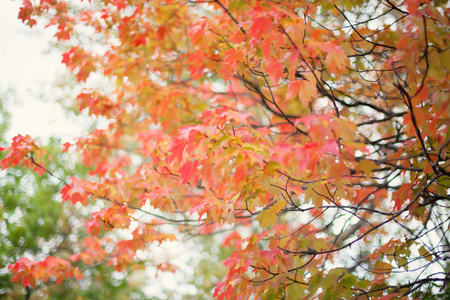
340,272,357,288
307,271,324,295
356,279,371,289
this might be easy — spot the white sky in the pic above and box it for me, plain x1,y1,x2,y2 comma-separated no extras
0,1,83,142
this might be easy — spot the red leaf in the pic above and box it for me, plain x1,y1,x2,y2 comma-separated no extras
85,218,101,236
189,18,207,44
322,43,348,75
179,160,199,184
251,16,272,39
61,142,72,153
61,47,77,66
22,276,35,288
60,179,89,206
266,58,283,82
286,80,302,101
168,139,187,163
222,231,242,249
233,165,246,188
10,271,23,283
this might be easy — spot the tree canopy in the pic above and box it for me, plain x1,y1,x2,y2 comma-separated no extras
2,0,450,299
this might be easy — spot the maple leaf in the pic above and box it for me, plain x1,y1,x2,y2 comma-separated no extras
179,160,199,185
61,46,77,66
251,16,272,39
18,0,33,24
256,209,277,229
322,43,349,75
286,80,302,101
189,18,207,44
85,218,101,236
220,49,244,81
222,231,243,249
60,178,89,206
168,139,187,163
266,58,283,83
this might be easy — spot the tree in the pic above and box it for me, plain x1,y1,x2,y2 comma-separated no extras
2,0,449,298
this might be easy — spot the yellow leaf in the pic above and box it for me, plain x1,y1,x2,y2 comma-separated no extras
270,199,286,214
397,257,408,271
263,161,281,178
442,48,450,71
305,182,322,208
256,209,277,228
356,160,378,177
225,211,235,224
324,47,349,75
313,239,328,252
418,246,433,262
374,261,393,275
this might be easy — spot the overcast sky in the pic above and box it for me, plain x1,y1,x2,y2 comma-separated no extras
0,1,83,142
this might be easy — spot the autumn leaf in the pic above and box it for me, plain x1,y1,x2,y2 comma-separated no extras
373,261,393,276
356,159,378,177
418,246,433,262
322,43,349,75
286,80,302,101
168,138,187,163
251,16,272,39
179,160,199,185
256,209,277,228
266,58,283,83
61,182,89,206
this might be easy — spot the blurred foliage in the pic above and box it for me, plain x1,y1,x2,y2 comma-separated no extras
0,90,146,299
0,89,228,299
185,235,233,299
